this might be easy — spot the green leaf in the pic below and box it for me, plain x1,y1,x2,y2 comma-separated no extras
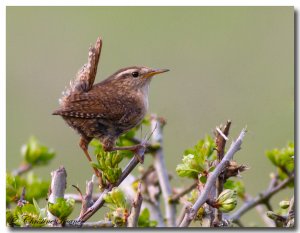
93,150,124,184
103,188,128,210
90,161,101,170
6,172,49,205
176,163,200,179
266,142,294,182
199,175,207,184
32,198,40,214
224,179,246,198
24,172,50,202
21,137,55,167
104,188,130,227
184,135,216,159
208,166,216,172
48,198,75,222
176,154,205,179
7,202,47,227
6,210,15,226
138,208,157,227
177,135,216,179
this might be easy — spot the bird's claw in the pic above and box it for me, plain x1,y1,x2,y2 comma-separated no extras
133,144,146,164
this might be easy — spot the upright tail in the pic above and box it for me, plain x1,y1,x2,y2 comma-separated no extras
71,36,102,93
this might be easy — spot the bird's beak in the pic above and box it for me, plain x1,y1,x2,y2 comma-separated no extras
144,68,170,78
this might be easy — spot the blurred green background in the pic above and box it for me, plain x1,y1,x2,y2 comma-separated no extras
7,7,294,226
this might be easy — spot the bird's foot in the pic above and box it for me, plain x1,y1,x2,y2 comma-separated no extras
132,144,146,164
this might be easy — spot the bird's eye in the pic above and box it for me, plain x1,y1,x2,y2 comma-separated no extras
131,72,139,78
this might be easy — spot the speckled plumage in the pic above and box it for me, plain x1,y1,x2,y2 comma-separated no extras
53,66,154,150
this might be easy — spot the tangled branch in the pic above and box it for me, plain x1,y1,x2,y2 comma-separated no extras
179,128,247,227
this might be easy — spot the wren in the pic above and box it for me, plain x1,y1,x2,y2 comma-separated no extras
53,37,169,174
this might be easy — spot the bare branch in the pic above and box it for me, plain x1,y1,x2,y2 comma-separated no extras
176,204,190,226
64,193,100,202
81,221,114,228
254,203,276,227
47,166,67,226
65,220,113,228
216,127,229,141
128,182,143,227
229,173,294,223
12,163,32,176
179,128,246,227
17,187,27,206
145,201,166,227
116,155,143,186
75,177,95,219
170,182,198,203
213,120,231,226
215,120,231,161
151,114,177,227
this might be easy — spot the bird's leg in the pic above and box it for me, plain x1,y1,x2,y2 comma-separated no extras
105,126,158,164
105,132,157,165
79,137,102,179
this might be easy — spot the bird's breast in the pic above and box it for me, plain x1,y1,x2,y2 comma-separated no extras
115,90,148,131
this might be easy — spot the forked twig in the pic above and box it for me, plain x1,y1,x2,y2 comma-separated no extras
179,128,246,227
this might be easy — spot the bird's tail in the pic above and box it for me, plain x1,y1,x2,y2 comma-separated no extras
52,109,62,115
70,36,102,93
55,37,102,109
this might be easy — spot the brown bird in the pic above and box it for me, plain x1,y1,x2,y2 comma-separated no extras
53,37,169,175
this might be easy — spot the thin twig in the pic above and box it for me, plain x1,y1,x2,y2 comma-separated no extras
12,163,32,176
216,127,229,141
229,173,294,223
179,128,246,227
240,193,275,227
151,114,177,227
254,202,276,227
71,185,83,201
78,154,144,223
265,201,273,211
140,165,155,181
17,187,27,206
128,182,143,227
176,204,190,226
64,193,100,202
118,173,165,226
170,182,198,203
145,200,166,227
81,220,114,228
73,177,95,219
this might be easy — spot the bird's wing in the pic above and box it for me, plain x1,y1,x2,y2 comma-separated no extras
53,88,134,122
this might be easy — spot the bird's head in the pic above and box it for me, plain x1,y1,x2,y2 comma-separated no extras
105,66,169,90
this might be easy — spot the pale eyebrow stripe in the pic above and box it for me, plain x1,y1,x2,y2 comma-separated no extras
116,69,136,78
